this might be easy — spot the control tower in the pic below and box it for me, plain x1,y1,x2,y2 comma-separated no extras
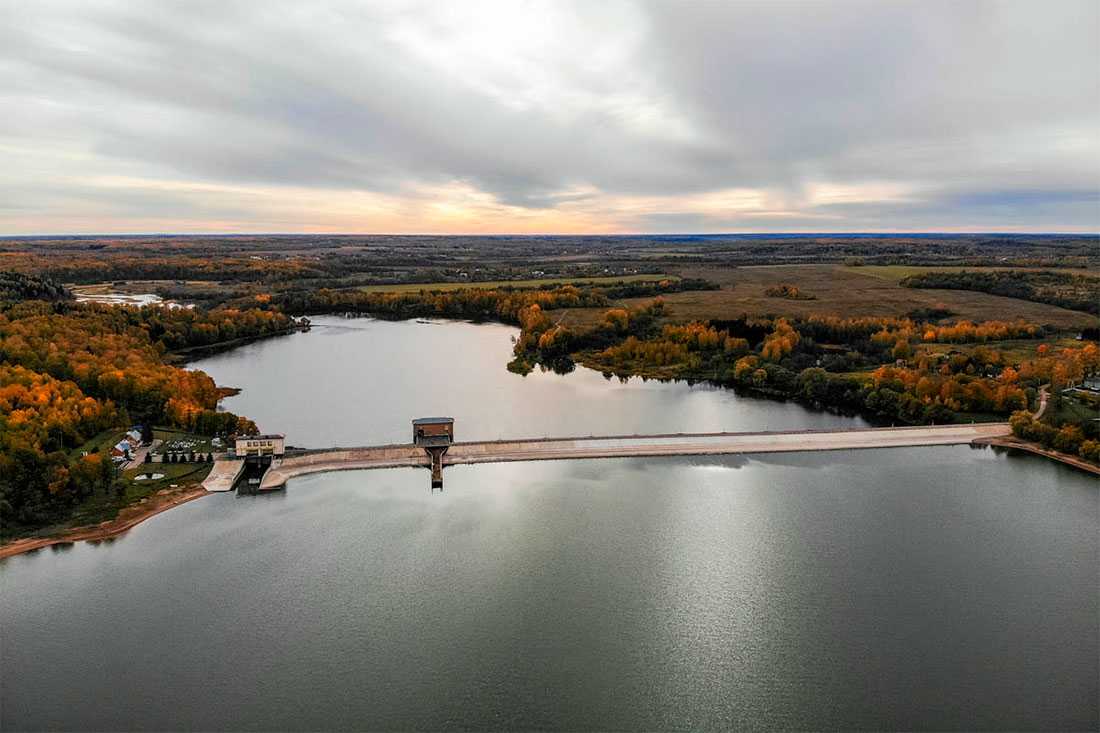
412,417,454,489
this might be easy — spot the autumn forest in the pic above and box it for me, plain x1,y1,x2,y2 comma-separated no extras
0,278,301,530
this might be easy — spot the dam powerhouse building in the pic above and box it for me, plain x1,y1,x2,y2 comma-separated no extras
234,434,286,458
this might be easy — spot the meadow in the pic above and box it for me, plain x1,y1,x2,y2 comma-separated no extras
356,273,677,293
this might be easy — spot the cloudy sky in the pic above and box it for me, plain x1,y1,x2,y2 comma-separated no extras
1,0,1097,234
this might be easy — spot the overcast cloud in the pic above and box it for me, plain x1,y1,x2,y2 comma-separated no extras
1,0,1097,233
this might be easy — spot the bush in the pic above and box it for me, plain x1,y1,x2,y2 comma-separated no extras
1079,440,1100,463
1053,425,1085,454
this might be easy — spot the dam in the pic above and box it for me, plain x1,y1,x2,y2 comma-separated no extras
250,422,1013,491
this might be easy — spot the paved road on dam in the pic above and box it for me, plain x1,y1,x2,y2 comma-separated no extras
256,423,1012,490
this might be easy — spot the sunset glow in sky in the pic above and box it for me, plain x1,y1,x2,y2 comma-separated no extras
1,0,1097,234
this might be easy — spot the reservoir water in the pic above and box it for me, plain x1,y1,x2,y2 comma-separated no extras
2,317,1096,730
188,316,872,447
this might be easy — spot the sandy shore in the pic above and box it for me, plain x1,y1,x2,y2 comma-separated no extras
0,486,210,560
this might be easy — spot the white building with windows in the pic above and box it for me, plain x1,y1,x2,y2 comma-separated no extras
234,434,286,458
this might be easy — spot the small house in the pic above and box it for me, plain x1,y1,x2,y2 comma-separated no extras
110,440,131,461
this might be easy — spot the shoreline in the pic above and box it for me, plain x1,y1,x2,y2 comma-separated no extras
165,324,310,363
980,436,1100,476
0,486,210,561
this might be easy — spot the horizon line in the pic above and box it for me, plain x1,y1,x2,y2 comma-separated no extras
3,230,1098,239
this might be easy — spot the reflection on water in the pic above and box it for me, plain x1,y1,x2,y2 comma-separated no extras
188,316,870,447
1,448,1095,730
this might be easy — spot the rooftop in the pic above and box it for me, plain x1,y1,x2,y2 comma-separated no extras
412,417,454,425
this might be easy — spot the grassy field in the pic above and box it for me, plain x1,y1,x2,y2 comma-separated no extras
69,279,223,294
68,427,129,459
123,461,211,494
650,265,1094,329
546,264,1094,332
843,265,1100,282
155,428,214,455
914,337,1081,363
1048,391,1099,421
357,273,677,293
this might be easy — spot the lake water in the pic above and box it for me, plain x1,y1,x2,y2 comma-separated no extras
188,316,871,447
1,317,1096,730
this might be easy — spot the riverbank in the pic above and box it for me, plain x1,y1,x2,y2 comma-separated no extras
0,485,209,560
980,436,1100,476
165,323,310,363
572,351,1016,428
